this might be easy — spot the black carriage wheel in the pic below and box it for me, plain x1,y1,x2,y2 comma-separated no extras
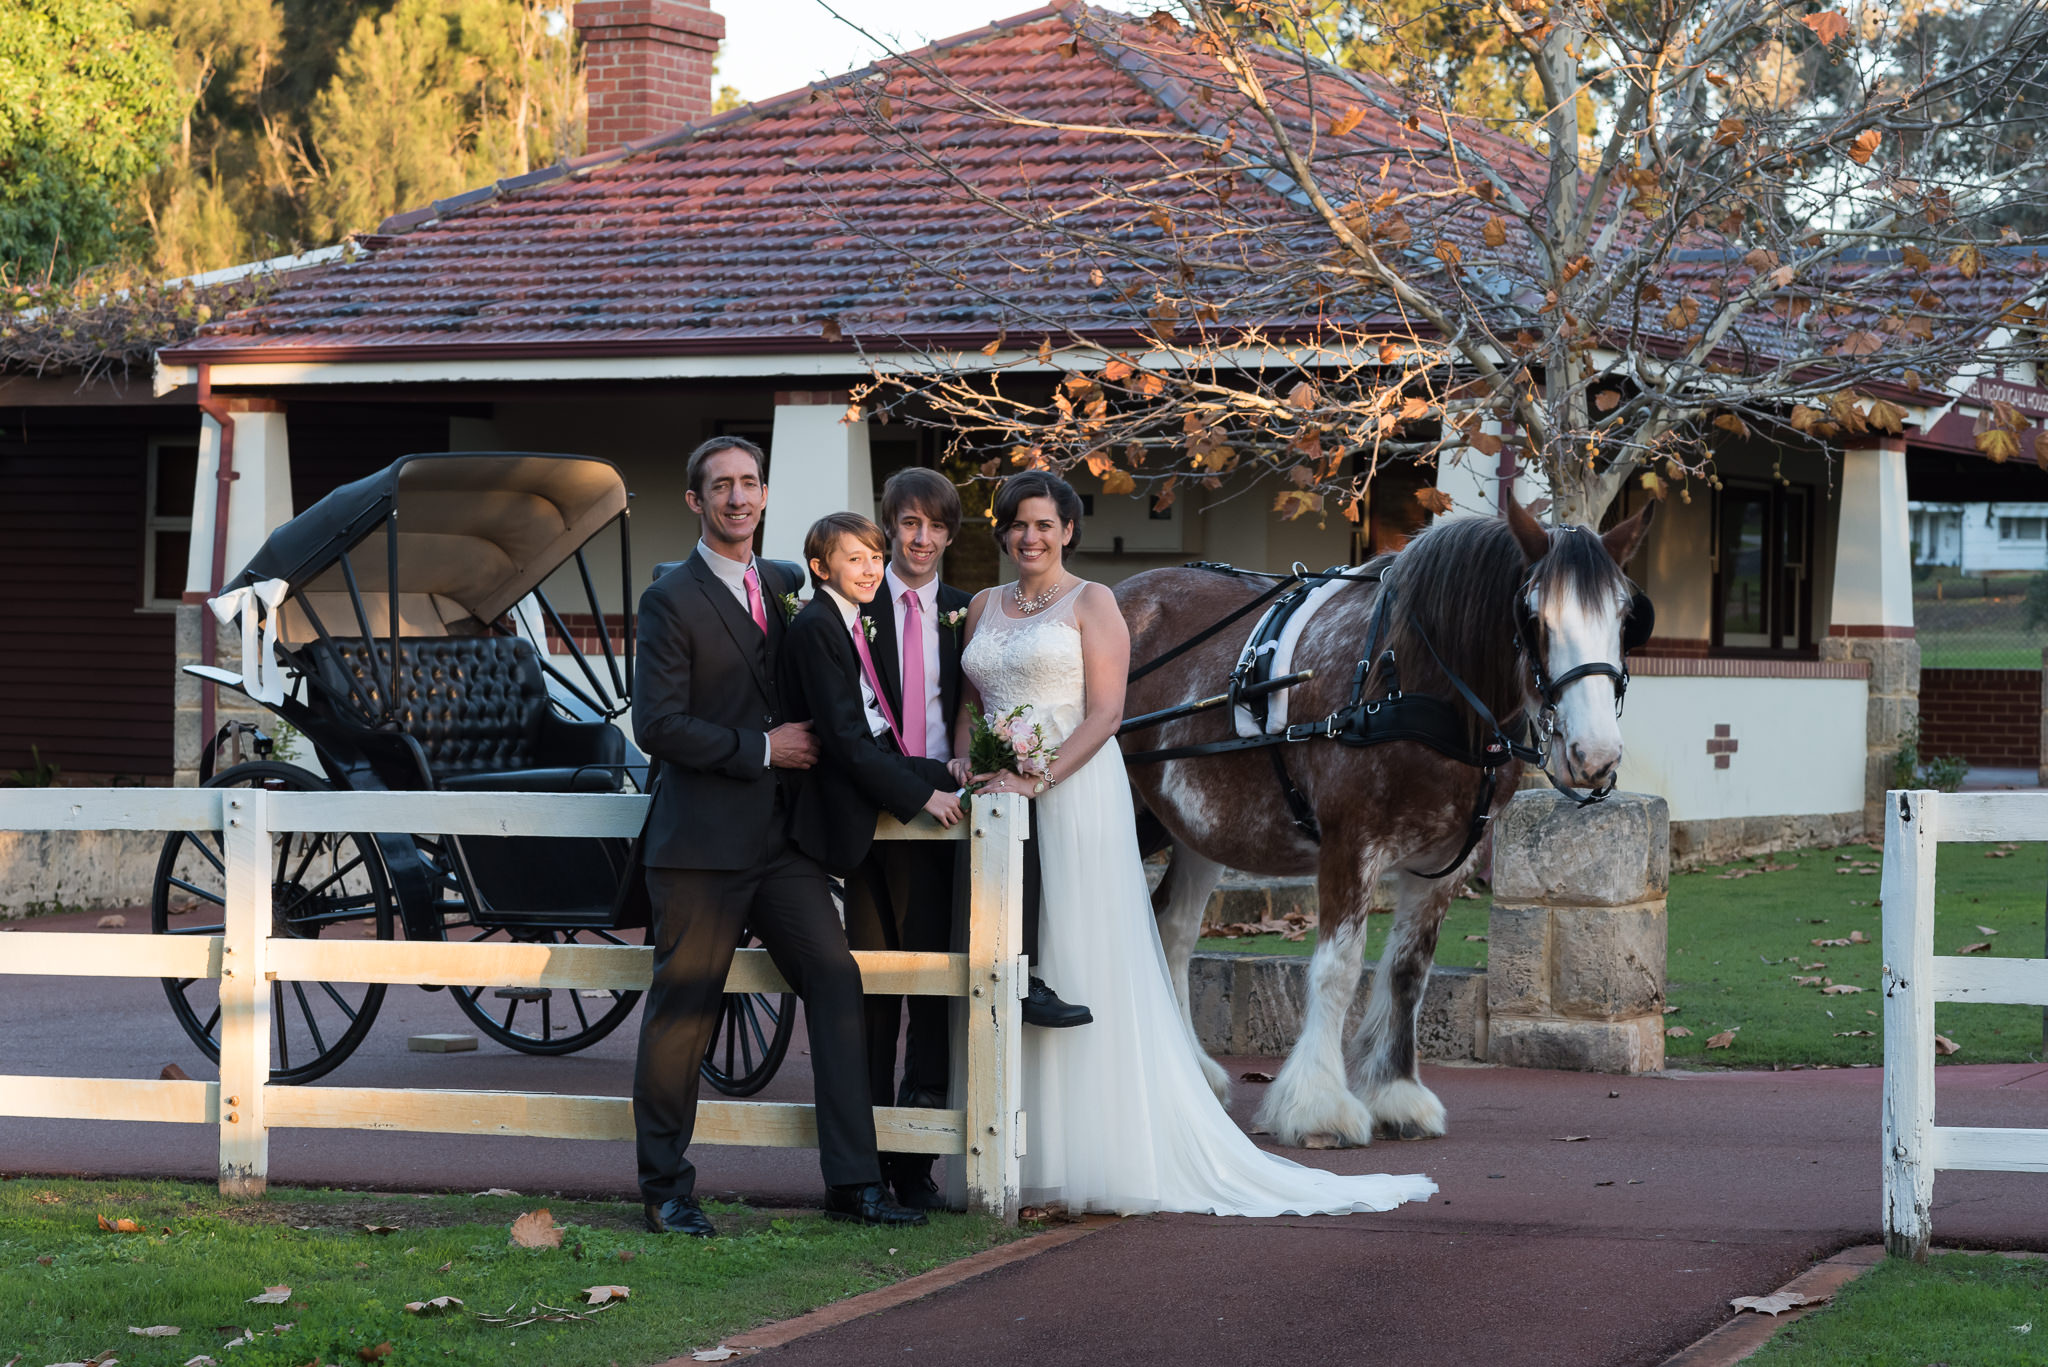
446,925,644,1056
699,927,795,1097
151,761,394,1086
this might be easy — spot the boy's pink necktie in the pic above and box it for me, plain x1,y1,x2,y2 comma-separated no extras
900,588,927,759
850,620,903,748
743,563,769,634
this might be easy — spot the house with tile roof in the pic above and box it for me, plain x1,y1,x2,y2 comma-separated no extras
86,0,2048,861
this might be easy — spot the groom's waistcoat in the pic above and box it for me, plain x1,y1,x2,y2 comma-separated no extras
633,552,803,871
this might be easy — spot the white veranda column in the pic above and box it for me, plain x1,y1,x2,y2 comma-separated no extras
1822,438,1917,832
761,390,874,566
185,401,295,597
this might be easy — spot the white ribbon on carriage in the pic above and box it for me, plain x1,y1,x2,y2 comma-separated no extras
207,577,291,706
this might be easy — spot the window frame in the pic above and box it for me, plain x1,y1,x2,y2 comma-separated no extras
1709,477,1815,657
143,434,199,612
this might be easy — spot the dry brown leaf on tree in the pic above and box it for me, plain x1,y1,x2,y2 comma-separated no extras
509,1209,562,1249
583,1285,632,1306
1731,1291,1829,1315
247,1286,292,1305
1705,1029,1738,1049
1935,1034,1962,1055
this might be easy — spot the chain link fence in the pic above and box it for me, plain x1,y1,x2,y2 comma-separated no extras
1914,570,2048,669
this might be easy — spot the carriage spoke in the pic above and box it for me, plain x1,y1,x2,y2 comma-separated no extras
168,922,226,937
201,1005,220,1038
540,993,553,1042
272,981,291,1072
188,836,226,876
743,997,773,1060
283,835,324,891
317,979,361,1020
570,991,592,1031
290,980,329,1057
167,875,225,907
501,998,521,1033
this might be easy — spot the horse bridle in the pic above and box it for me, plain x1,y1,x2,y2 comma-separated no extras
1513,546,1655,806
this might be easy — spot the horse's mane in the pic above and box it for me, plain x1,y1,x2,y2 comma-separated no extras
1370,514,1627,740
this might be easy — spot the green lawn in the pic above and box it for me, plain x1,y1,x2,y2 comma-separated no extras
1197,841,2048,1068
1748,1252,2048,1366
1,1178,1024,1367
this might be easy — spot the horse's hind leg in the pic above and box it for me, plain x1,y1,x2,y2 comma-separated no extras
1254,845,1383,1148
1347,867,1454,1140
1152,846,1231,1102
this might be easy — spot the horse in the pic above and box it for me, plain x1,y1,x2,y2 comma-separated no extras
1114,498,1655,1148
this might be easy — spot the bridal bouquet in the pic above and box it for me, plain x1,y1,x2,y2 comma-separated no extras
968,704,1059,785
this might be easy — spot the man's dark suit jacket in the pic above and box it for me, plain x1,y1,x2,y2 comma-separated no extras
634,551,805,871
780,595,952,877
859,578,973,748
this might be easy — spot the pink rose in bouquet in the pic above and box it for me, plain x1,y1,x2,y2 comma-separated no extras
969,704,1059,788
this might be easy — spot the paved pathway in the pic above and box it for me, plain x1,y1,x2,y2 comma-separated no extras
9,907,2048,1365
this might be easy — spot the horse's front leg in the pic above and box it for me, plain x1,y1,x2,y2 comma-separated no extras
1254,843,1385,1148
1151,846,1230,1102
1346,866,1455,1140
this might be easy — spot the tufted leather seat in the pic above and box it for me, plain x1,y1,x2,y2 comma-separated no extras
312,635,622,792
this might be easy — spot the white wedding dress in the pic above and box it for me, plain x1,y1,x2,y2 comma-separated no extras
963,589,1438,1216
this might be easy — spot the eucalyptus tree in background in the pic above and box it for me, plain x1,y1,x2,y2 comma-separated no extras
840,0,2048,532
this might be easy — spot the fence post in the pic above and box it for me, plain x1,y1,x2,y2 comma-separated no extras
1881,788,1939,1260
218,786,272,1197
961,791,1026,1219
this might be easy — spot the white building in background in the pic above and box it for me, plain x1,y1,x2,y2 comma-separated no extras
1909,501,2048,573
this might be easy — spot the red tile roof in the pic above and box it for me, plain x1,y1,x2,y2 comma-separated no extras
163,3,1534,365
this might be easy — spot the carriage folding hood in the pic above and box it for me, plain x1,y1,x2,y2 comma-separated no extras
219,452,634,719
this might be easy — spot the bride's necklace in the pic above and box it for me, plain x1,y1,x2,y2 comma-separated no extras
1012,576,1067,615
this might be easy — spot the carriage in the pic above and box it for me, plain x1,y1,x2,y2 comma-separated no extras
152,452,792,1092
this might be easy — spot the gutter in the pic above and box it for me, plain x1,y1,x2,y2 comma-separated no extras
192,363,238,761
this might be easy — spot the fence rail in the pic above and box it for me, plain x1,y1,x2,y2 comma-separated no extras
1882,788,2048,1257
0,787,1030,1219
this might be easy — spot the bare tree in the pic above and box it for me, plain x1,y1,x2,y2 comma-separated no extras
831,0,2048,529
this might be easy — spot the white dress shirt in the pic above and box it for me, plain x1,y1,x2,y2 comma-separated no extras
884,565,952,763
696,539,774,768
819,584,893,739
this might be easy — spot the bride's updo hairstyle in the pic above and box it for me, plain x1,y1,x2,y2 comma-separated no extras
992,470,1085,558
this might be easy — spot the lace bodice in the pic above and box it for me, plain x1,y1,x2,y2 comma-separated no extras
962,587,1087,745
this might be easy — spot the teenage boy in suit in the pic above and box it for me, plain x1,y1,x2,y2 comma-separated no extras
852,470,1089,1211
632,437,924,1238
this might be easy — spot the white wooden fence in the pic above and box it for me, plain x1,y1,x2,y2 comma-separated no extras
0,788,1030,1219
1882,788,2048,1258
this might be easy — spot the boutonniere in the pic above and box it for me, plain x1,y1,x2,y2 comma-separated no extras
860,614,879,643
940,606,969,642
778,591,804,622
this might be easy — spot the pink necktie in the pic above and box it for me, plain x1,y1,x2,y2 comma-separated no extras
900,588,927,759
850,620,903,748
743,562,768,635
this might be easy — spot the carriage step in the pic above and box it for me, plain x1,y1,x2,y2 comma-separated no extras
491,987,551,1002
408,1033,479,1053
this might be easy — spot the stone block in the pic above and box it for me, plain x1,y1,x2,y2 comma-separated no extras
0,829,165,915
1485,902,1550,1015
1185,953,1486,1062
1487,1014,1665,1074
1492,790,1669,907
1550,902,1666,1019
1867,694,1913,752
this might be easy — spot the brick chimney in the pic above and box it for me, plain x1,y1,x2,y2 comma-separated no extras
575,0,725,149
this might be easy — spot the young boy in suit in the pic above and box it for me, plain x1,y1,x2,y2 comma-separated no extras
781,513,964,885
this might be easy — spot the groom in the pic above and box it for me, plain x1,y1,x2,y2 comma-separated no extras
848,469,1091,1210
632,435,924,1236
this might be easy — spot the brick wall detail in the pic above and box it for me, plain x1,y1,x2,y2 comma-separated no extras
575,0,724,149
1919,667,2040,768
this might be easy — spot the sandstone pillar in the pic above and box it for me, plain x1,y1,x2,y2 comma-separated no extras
1487,790,1669,1073
761,391,873,566
1820,439,1917,833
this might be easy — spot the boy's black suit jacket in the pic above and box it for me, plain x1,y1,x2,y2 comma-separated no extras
858,578,972,750
632,551,805,871
780,594,953,877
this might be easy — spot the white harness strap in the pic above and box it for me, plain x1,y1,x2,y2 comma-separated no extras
1230,569,1372,737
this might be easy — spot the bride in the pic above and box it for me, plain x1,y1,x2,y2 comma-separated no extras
946,470,1436,1217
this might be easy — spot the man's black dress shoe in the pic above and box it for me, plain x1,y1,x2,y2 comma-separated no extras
824,1182,929,1227
884,1157,948,1212
644,1196,716,1237
1022,976,1092,1028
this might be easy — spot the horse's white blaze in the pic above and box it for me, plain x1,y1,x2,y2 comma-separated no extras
1153,846,1230,1102
1253,914,1376,1147
1538,586,1628,787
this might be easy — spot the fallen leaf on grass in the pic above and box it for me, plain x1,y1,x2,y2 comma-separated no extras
362,1225,399,1236
36,1255,52,1265
183,1358,219,1366
1812,937,1852,947
1464,934,1487,942
97,914,126,928
1663,1005,1681,1014
1849,930,1869,944
1833,1030,1875,1037
1821,984,1864,995
1705,1029,1738,1050
129,1325,181,1336
435,1261,453,1273
583,1285,631,1306
1758,862,1797,872
1985,849,2014,858
1956,942,1992,955
616,1250,638,1263
693,1350,750,1363
1978,925,1999,936
1935,1034,1961,1055
404,1297,464,1314
1731,1291,1829,1315
1553,1135,1593,1142
1239,1070,1274,1083
359,1343,393,1363
246,1286,291,1305
474,1188,520,1198
97,1214,142,1233
509,1209,562,1249
1666,1026,1692,1038
1803,962,1827,970
1792,976,1825,988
